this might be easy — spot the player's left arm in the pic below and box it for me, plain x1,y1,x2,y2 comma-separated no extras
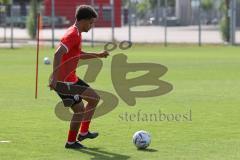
80,50,109,59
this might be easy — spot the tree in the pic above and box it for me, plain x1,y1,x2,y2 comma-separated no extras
27,0,39,39
219,0,230,42
201,0,213,11
136,0,175,24
201,0,214,24
0,0,11,4
136,0,150,19
0,0,11,42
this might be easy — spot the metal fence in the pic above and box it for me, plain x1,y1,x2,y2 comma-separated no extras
0,0,239,48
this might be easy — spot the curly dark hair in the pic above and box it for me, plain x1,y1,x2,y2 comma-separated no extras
75,5,98,21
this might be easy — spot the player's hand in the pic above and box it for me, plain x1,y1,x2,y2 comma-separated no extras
98,51,109,58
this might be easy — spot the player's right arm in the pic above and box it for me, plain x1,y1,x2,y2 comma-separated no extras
49,45,67,90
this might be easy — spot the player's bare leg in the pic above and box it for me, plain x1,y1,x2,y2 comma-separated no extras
65,102,85,149
77,87,100,141
70,102,85,131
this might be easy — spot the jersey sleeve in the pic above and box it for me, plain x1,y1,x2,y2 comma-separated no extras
60,31,79,53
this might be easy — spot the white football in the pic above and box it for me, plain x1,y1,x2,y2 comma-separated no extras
44,57,51,65
133,130,151,149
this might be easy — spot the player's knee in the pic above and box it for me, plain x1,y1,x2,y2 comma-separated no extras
72,103,84,114
93,94,100,104
87,94,100,105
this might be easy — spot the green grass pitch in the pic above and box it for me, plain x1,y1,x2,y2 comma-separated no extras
0,44,240,160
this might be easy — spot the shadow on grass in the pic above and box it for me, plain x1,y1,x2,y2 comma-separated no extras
137,148,158,152
75,147,130,160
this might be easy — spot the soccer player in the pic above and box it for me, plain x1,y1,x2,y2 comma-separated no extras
49,5,109,149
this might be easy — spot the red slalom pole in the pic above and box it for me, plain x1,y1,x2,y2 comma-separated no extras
35,13,41,99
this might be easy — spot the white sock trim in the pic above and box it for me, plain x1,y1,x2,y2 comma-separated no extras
80,132,88,136
67,141,75,145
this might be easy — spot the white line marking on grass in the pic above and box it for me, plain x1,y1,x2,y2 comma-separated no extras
0,141,11,143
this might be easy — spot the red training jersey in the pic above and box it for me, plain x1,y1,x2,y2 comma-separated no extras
57,25,81,83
